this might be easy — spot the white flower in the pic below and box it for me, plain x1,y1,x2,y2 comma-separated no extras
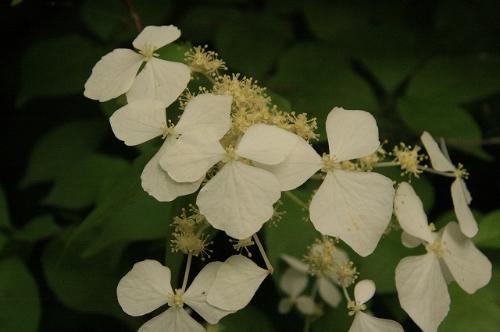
117,256,267,332
278,268,316,315
420,131,478,237
84,25,190,104
348,280,403,332
394,182,492,332
267,107,395,256
162,123,299,239
107,93,232,202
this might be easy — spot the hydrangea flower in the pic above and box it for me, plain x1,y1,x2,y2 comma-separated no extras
162,123,299,239
420,131,478,237
84,25,190,104
266,108,395,256
278,267,316,315
394,182,491,332
109,93,232,201
347,280,403,332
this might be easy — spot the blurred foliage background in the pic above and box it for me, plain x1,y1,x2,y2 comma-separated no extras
1,0,500,331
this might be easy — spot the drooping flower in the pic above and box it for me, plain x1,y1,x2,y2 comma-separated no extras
420,131,478,237
84,25,190,104
162,123,299,239
394,182,491,332
109,93,232,201
265,107,395,256
347,280,403,332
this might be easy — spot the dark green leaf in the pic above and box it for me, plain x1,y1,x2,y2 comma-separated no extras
218,305,274,332
474,210,500,249
311,305,351,332
14,215,60,242
0,187,10,229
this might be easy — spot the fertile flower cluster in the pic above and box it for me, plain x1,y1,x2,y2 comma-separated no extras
84,25,491,332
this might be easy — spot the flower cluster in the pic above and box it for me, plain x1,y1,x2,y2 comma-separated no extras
84,25,491,332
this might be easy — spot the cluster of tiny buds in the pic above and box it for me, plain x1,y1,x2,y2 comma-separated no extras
303,237,337,276
392,143,427,178
170,206,212,259
230,237,255,257
359,143,387,170
335,261,359,288
184,45,227,76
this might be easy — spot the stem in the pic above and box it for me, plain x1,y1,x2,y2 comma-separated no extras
252,234,273,274
122,0,142,32
302,280,319,332
418,166,456,178
285,191,308,210
342,286,352,303
181,253,192,292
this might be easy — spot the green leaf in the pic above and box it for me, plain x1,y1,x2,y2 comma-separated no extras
311,305,352,332
0,257,40,332
474,210,500,249
217,305,274,332
0,187,10,229
397,97,489,159
178,6,240,43
0,234,6,253
268,42,377,139
439,267,500,332
21,119,107,188
267,90,292,112
157,43,191,63
18,35,103,105
14,215,60,242
215,13,292,79
43,154,130,209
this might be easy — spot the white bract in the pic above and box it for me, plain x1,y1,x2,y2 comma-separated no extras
348,280,404,332
421,131,478,237
84,25,190,104
108,93,232,202
163,123,299,239
267,108,395,256
394,182,491,332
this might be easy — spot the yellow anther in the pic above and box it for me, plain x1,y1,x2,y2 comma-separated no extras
321,153,337,173
347,300,367,316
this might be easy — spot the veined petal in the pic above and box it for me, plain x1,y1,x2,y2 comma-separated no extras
395,254,450,332
184,262,234,324
133,25,181,52
237,124,299,165
141,138,203,202
280,268,308,298
349,312,403,332
175,93,233,139
451,178,478,237
262,137,322,191
207,255,269,311
281,254,309,274
317,277,341,307
126,62,156,104
441,222,492,294
309,170,394,257
394,182,434,243
326,108,379,162
84,49,143,102
420,131,455,172
197,161,280,239
354,279,375,305
160,130,225,182
117,260,173,316
138,307,204,332
401,231,424,248
110,99,166,146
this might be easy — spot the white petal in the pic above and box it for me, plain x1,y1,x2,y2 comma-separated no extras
175,93,233,139
141,138,203,202
309,170,394,257
326,108,379,162
295,296,317,315
128,57,190,106
117,260,173,316
354,279,376,305
451,178,478,237
109,99,166,146
262,137,322,191
281,254,309,274
197,161,280,239
160,130,225,182
394,182,434,243
237,124,299,165
133,25,181,51
420,131,455,172
395,254,450,332
401,231,424,248
138,307,204,332
84,49,143,102
441,222,492,294
207,255,269,311
349,312,403,332
280,268,308,298
317,277,341,307
184,262,234,324
278,298,293,314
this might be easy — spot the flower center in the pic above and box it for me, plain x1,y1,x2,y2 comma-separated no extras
454,163,469,179
347,300,366,316
161,123,176,139
170,289,184,308
140,44,159,60
425,239,444,257
321,153,338,172
222,145,239,163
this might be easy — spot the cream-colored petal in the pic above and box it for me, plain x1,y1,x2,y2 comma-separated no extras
326,108,380,162
280,268,308,298
84,49,143,102
295,296,317,315
133,25,181,51
309,170,394,257
281,254,309,274
401,231,424,248
317,277,341,307
138,307,204,332
117,260,173,316
349,312,403,332
354,279,375,305
451,178,478,237
420,131,455,172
